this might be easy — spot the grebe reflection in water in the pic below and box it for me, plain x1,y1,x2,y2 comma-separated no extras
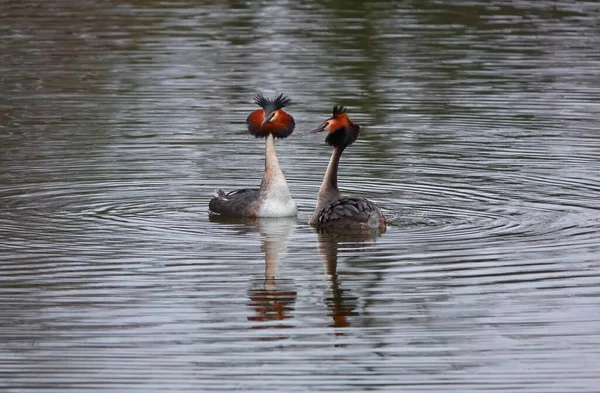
245,217,297,327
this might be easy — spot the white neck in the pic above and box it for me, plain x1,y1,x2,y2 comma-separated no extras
258,134,297,217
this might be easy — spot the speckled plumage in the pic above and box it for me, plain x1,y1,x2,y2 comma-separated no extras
310,196,386,232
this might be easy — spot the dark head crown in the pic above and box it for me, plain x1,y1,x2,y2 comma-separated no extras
253,93,292,113
332,105,347,116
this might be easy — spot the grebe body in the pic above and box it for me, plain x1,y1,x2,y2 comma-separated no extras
309,106,386,232
209,94,297,218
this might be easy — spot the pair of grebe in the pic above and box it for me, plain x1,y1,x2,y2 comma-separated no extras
208,94,386,233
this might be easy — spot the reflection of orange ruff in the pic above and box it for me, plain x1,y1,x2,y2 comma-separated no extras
326,281,358,330
248,288,296,323
331,314,350,329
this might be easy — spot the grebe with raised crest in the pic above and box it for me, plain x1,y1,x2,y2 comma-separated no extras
309,105,386,233
209,93,297,217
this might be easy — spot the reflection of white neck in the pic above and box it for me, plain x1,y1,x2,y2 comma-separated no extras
259,217,296,290
258,134,297,217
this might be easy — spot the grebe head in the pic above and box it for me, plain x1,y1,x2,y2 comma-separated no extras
246,93,295,139
310,105,360,148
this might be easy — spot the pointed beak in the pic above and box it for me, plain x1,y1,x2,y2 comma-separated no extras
310,123,326,134
262,111,273,126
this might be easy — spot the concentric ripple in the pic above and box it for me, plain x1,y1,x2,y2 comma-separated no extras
2,1,600,392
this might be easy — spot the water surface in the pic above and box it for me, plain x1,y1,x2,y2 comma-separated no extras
2,1,600,391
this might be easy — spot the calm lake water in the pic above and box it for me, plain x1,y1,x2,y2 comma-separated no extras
2,0,600,391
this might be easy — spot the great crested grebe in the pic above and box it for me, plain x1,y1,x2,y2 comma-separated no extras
209,93,297,217
309,106,387,232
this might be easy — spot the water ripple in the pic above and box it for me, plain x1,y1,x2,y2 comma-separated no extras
2,1,600,392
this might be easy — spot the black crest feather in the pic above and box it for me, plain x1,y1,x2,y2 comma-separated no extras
253,93,292,112
333,105,347,116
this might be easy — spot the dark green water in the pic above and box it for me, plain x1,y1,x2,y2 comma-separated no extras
2,1,600,391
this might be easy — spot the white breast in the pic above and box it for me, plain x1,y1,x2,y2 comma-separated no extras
258,197,298,217
258,175,297,217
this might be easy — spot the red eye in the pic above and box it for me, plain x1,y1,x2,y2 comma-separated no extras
323,121,330,129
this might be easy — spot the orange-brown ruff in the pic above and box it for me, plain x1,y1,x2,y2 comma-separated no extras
208,94,297,217
246,94,295,139
309,106,386,233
